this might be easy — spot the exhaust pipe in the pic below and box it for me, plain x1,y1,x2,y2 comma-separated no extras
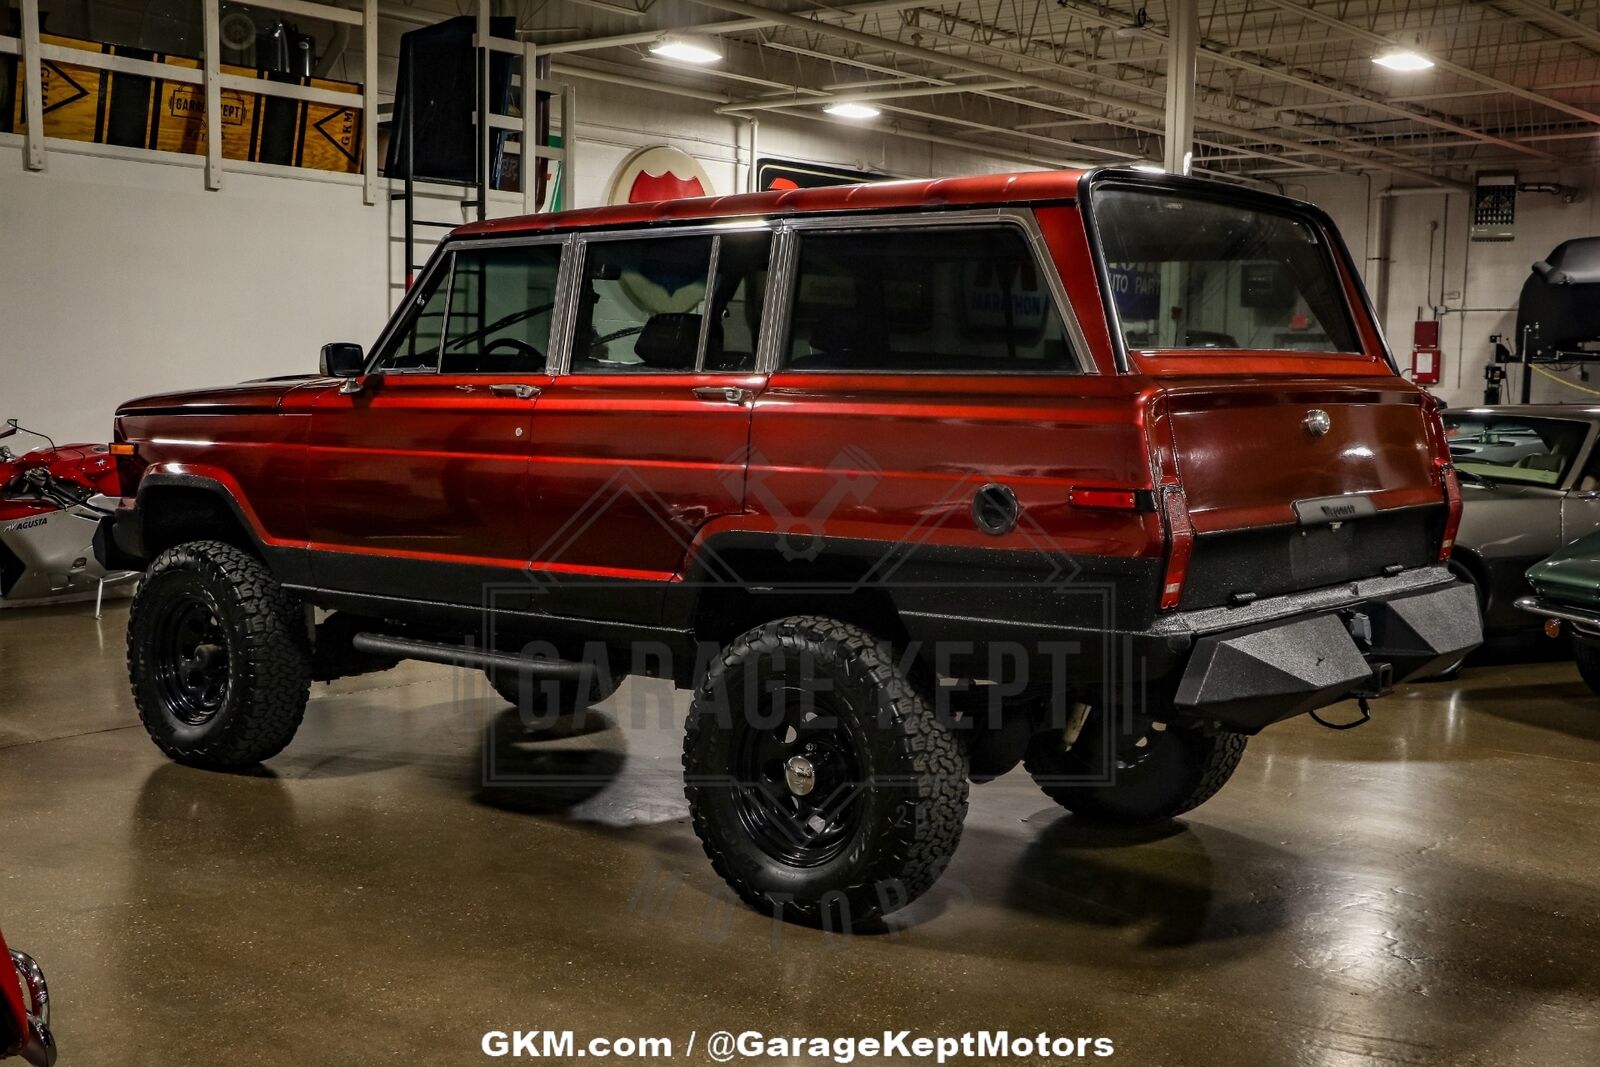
9,951,56,1067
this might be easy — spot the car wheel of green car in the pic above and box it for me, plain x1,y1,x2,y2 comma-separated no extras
1574,637,1600,696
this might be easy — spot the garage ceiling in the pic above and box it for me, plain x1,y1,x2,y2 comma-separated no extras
45,0,1599,187
510,0,1600,188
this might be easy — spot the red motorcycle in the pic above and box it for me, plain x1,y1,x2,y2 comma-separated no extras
0,418,135,610
0,928,55,1066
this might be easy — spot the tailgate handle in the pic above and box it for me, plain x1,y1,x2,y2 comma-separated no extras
693,386,751,405
490,383,540,400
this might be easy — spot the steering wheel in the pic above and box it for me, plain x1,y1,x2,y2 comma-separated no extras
481,337,544,364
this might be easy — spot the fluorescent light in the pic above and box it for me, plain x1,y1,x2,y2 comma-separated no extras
825,102,881,120
649,35,722,64
1373,49,1434,72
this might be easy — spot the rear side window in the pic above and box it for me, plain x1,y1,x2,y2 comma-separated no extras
783,225,1077,373
571,231,773,374
1094,187,1361,354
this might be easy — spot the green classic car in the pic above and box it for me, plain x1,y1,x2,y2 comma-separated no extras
1520,531,1600,692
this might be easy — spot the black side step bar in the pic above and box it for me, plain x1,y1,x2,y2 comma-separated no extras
351,633,590,679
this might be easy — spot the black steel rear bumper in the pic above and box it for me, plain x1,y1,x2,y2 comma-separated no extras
1171,575,1481,732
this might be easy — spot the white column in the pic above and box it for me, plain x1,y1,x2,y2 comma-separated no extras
523,42,537,214
363,0,378,204
20,0,44,171
1162,0,1198,176
203,0,223,190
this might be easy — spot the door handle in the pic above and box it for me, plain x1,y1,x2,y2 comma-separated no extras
489,383,540,399
693,386,751,405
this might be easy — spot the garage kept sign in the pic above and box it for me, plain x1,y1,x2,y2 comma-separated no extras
755,157,886,191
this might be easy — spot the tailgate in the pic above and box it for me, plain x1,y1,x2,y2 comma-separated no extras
1163,381,1446,608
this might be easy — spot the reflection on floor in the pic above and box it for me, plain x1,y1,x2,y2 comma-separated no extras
2,603,1598,1065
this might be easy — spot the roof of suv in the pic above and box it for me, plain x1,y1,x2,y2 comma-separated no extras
453,168,1090,239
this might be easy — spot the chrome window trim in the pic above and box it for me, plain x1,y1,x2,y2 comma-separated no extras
364,233,574,378
766,207,1094,377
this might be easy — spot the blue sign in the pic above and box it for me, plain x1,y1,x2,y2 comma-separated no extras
1107,264,1160,321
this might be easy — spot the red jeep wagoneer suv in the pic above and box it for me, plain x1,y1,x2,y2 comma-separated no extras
100,170,1480,927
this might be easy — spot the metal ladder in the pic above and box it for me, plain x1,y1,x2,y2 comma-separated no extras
388,18,575,292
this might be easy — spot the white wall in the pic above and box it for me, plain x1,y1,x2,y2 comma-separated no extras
1297,167,1600,408
0,142,391,443
0,81,1030,445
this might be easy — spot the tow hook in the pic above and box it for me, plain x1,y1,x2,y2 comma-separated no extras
1312,613,1391,731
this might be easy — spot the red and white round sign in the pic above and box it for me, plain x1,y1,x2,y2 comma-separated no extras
607,145,715,205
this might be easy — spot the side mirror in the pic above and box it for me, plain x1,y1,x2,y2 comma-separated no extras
0,419,17,441
320,343,365,378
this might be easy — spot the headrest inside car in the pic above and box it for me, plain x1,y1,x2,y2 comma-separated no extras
635,313,702,369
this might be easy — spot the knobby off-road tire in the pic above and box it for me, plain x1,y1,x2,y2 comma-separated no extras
683,616,968,929
1024,709,1247,824
1574,637,1600,696
128,540,311,769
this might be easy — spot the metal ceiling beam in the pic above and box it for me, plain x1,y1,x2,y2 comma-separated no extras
716,77,1022,112
902,6,1488,171
536,0,938,54
1042,0,1563,162
1254,0,1600,126
1489,0,1600,52
687,0,1466,187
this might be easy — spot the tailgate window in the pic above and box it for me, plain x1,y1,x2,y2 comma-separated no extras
1094,187,1360,355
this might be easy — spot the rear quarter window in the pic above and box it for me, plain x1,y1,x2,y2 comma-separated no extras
783,224,1078,373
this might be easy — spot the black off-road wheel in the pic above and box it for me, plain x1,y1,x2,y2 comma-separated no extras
1024,707,1246,824
1574,637,1600,696
128,540,311,769
683,616,968,929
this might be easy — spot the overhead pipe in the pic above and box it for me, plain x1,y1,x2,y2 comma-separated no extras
716,78,1023,114
685,0,1467,190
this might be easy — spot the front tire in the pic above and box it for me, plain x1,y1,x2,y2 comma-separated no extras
683,616,968,929
128,540,311,769
1575,637,1600,695
1024,707,1246,824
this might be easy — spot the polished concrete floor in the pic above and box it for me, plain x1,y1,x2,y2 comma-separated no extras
2,600,1598,1066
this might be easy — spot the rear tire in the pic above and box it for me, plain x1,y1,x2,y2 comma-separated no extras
1024,707,1246,824
128,540,311,769
683,616,968,929
1575,637,1600,696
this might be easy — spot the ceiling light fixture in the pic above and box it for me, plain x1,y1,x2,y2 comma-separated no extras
649,35,723,64
1372,49,1434,72
825,102,881,120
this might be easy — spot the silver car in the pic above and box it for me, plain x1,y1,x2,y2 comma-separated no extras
1444,405,1600,633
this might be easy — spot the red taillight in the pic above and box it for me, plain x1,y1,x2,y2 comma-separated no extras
1069,487,1139,511
1437,458,1462,561
1159,486,1193,611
